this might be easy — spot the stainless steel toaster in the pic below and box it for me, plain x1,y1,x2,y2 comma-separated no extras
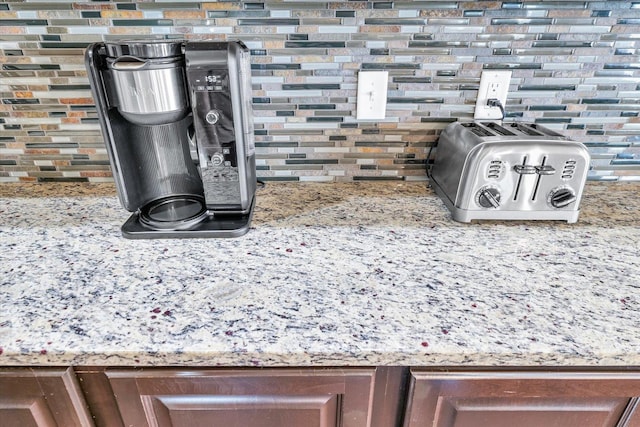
429,121,590,223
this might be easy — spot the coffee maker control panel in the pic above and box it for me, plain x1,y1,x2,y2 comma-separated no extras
183,41,255,214
187,69,237,163
205,110,220,124
187,65,243,209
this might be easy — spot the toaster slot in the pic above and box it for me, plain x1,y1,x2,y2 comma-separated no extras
482,122,516,136
527,123,563,137
462,122,494,137
507,123,543,136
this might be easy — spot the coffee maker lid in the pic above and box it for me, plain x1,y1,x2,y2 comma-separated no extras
105,39,184,59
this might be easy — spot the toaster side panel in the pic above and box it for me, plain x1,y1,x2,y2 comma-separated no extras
430,122,484,204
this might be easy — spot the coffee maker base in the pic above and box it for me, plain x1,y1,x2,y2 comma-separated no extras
120,197,255,239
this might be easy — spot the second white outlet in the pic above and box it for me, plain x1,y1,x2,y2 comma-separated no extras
356,71,389,120
474,70,512,120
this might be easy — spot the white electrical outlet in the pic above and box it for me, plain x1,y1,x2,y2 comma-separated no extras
474,70,512,120
356,71,388,120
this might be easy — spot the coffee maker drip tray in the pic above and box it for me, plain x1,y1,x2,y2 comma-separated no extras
139,195,208,230
122,195,255,239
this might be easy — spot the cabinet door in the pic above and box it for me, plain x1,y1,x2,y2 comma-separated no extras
404,371,640,427
618,397,640,427
0,367,93,427
102,368,377,427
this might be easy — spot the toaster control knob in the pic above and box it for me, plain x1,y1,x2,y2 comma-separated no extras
549,187,577,209
205,110,220,125
476,186,501,209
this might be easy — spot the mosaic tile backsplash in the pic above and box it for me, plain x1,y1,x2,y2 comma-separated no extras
1,1,639,183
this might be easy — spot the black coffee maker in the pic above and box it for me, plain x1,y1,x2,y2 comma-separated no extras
85,40,256,238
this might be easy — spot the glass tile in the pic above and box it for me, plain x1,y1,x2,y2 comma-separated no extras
484,63,542,69
362,63,421,70
619,19,640,24
111,19,173,26
285,41,345,48
0,19,48,26
491,18,553,25
238,18,299,25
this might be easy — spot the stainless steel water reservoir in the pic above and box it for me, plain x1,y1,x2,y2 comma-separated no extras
105,40,188,125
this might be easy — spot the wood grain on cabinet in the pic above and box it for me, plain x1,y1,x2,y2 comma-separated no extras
404,370,640,427
0,367,93,427
78,367,390,427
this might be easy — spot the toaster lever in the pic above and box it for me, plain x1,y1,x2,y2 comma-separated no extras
535,165,556,175
513,164,537,175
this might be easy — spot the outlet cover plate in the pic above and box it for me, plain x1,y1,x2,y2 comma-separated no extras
356,71,389,120
474,70,512,120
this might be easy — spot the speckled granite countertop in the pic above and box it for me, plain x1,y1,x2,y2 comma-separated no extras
1,182,639,367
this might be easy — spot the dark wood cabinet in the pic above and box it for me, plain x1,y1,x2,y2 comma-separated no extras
3,366,640,427
76,367,405,427
404,370,640,427
0,367,93,427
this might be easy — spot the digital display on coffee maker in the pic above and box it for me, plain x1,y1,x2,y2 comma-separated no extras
192,71,229,92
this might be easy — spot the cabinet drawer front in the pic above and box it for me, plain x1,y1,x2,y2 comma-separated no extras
0,367,93,427
104,368,376,427
140,394,339,427
404,371,640,427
